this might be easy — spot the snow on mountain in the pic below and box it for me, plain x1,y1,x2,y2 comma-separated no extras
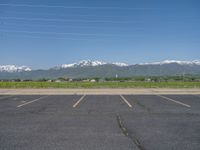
0,65,31,72
140,60,200,65
2,60,198,73
77,60,107,67
59,60,129,68
60,60,106,68
112,62,129,67
59,59,200,69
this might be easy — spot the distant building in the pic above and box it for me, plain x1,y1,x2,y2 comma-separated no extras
90,79,96,82
55,80,61,83
82,79,89,82
146,78,151,82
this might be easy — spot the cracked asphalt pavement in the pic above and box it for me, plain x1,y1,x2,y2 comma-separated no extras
0,95,200,150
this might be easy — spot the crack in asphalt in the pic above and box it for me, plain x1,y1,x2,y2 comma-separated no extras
116,115,146,150
134,97,151,113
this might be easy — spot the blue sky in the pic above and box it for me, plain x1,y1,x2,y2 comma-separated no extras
0,0,200,69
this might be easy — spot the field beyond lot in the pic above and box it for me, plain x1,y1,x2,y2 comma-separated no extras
0,81,200,89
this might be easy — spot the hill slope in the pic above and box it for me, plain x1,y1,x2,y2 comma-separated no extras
1,60,200,79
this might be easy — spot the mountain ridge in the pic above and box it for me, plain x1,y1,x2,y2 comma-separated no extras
0,65,31,73
1,60,200,79
1,60,200,72
55,60,129,69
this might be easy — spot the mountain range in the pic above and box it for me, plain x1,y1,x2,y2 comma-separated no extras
1,60,200,79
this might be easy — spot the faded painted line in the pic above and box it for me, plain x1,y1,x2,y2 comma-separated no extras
0,95,14,100
120,95,133,108
193,94,200,98
156,95,191,108
17,96,48,108
73,95,86,108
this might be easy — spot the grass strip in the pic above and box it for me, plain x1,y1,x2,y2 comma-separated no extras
0,81,200,89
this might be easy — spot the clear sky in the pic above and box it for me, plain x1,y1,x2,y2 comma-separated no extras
0,0,200,69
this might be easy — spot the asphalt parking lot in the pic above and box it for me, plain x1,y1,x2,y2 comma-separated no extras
0,94,200,150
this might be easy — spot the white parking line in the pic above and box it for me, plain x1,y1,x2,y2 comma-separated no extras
156,95,191,108
0,95,14,100
73,95,86,108
193,94,200,98
120,95,133,108
17,96,48,108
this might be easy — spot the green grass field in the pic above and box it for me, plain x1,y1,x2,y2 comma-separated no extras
0,81,200,88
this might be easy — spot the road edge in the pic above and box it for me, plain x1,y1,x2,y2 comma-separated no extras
0,88,200,95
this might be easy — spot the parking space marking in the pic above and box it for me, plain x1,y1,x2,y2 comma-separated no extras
156,95,191,108
120,95,133,108
17,96,48,108
73,95,85,108
0,95,14,100
193,95,200,98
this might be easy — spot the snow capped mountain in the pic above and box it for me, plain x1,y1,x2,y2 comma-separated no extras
0,65,31,72
1,60,200,74
1,60,200,79
59,60,200,69
140,60,200,65
59,60,129,68
58,59,200,69
60,60,106,68
112,62,129,67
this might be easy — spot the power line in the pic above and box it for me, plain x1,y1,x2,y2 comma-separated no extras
0,22,102,29
0,17,139,23
0,3,164,10
2,10,130,18
0,34,108,41
0,29,145,38
0,22,143,29
0,29,124,37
